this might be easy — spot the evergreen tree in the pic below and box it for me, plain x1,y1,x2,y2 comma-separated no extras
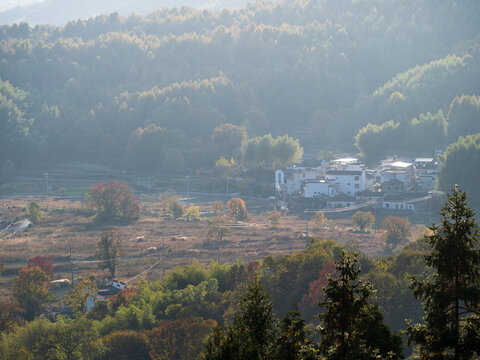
407,186,480,359
272,309,311,360
203,277,275,360
319,250,403,360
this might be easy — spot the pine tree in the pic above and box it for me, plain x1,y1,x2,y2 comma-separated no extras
407,186,480,359
203,277,275,360
319,250,402,359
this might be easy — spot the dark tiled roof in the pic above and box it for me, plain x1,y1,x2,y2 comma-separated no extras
382,178,404,185
356,190,384,197
98,287,121,297
327,170,362,176
331,192,356,201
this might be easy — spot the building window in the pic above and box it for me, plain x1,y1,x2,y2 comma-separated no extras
355,184,359,189
347,203,350,207
386,203,389,208
354,176,359,180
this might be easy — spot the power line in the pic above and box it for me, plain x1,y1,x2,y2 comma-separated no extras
124,257,163,284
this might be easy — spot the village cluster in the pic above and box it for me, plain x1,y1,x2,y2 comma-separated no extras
275,155,440,212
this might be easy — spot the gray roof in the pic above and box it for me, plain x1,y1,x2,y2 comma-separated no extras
327,170,362,176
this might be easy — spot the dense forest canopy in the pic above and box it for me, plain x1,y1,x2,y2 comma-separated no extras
0,0,479,175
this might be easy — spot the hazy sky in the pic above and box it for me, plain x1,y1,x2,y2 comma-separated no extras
0,0,252,25
0,0,44,12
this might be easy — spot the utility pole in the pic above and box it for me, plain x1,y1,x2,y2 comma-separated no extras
305,218,309,238
185,176,190,205
44,172,49,193
217,232,221,263
69,240,74,286
162,233,165,277
304,212,309,248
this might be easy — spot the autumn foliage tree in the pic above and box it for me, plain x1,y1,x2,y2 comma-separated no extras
299,261,336,321
226,197,248,221
381,216,411,248
0,299,23,333
88,180,140,220
27,256,54,278
12,266,54,320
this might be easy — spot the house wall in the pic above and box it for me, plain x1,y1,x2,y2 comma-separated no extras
326,171,366,196
303,181,329,198
328,200,354,208
382,201,415,211
284,167,319,194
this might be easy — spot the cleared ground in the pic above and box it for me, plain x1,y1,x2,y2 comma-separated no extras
0,195,426,296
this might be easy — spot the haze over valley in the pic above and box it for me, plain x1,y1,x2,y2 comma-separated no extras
0,1,480,359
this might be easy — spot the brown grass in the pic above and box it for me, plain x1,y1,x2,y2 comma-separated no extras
0,196,424,296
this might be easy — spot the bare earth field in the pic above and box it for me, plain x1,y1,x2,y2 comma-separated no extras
0,196,426,296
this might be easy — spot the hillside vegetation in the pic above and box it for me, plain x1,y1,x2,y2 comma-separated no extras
0,0,479,175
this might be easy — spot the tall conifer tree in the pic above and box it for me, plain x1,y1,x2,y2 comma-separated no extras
407,186,480,359
319,251,402,359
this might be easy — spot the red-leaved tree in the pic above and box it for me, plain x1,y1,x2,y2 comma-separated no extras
28,256,54,278
299,261,337,321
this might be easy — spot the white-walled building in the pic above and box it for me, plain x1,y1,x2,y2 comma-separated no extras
325,163,366,197
381,192,429,212
275,158,367,198
379,160,415,191
303,179,330,198
275,165,323,195
415,158,438,190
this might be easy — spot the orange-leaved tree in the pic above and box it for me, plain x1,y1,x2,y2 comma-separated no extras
381,216,411,248
12,266,54,320
226,197,248,221
88,180,140,220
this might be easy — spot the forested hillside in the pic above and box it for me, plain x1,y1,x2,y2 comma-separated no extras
0,0,479,175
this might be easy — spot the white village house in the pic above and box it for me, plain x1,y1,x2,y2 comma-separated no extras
275,155,438,213
379,159,415,193
414,158,438,190
275,165,324,195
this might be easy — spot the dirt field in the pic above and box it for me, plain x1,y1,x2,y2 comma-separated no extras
0,196,426,295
